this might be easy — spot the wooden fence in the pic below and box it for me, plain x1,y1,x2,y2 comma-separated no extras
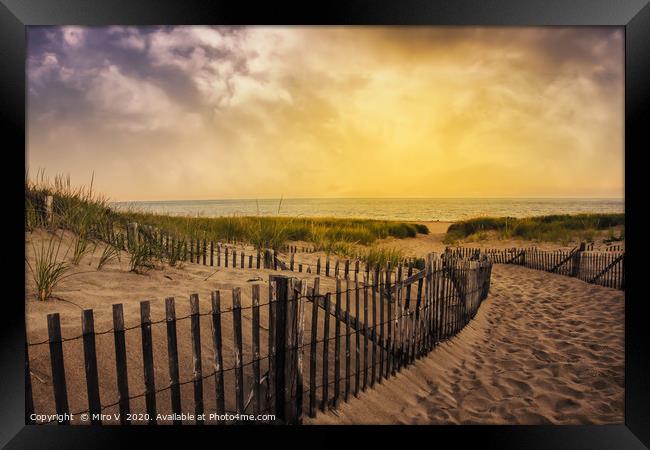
121,221,427,282
26,252,492,425
445,243,624,290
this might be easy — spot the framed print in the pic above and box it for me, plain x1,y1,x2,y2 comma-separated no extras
1,0,648,448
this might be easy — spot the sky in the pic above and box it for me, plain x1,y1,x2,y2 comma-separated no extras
26,26,624,201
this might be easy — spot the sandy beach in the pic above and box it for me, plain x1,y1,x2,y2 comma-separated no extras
25,222,624,424
307,263,624,424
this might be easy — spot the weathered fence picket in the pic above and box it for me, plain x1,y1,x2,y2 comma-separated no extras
29,251,494,426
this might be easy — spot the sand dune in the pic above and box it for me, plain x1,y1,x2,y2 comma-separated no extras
26,228,624,424
308,264,624,425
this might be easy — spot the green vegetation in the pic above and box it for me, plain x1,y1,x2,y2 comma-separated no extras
97,243,120,270
116,210,428,251
362,247,405,269
444,214,625,245
25,231,72,301
25,173,430,288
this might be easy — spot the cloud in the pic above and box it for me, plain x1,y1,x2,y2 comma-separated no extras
61,26,85,48
26,26,624,201
108,26,147,51
84,64,202,132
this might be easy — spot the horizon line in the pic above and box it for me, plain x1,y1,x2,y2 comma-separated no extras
110,196,625,203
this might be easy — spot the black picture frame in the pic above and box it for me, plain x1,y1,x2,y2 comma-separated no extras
2,1,648,448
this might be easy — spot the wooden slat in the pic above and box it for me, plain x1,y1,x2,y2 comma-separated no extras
274,276,288,421
405,261,413,309
413,277,423,361
378,269,385,383
355,278,361,396
333,278,342,407
344,280,351,402
386,270,393,378
267,276,276,413
252,284,261,415
190,294,204,424
210,291,225,423
309,279,320,418
362,277,369,391
295,280,306,423
321,293,331,411
47,313,69,425
112,304,130,424
81,309,101,424
232,288,245,415
371,269,378,387
140,301,157,424
165,297,182,425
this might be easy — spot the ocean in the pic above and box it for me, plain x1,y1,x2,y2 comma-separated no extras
111,198,625,222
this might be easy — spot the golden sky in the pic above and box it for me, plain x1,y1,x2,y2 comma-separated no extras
27,26,624,201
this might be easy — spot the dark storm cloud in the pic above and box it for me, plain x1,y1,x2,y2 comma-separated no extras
26,26,624,201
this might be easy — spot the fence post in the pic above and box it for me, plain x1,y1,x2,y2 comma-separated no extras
571,243,586,277
270,275,304,423
333,278,342,407
127,222,138,251
190,294,204,424
210,291,226,423
140,301,157,424
321,292,331,410
252,285,261,415
308,280,320,418
272,275,301,423
294,280,306,424
47,313,69,425
81,309,101,424
165,297,182,425
112,304,131,424
45,195,54,225
232,288,244,416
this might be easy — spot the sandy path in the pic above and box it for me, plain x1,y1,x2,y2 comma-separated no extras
308,264,624,425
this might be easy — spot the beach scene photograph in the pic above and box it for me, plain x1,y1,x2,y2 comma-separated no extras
25,26,624,425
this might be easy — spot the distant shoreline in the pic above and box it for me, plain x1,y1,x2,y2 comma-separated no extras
110,197,624,223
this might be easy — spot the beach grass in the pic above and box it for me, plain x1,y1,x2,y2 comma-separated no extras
26,174,429,254
114,210,428,250
444,213,625,245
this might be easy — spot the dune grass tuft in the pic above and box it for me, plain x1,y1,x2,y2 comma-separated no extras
26,231,72,301
444,213,625,245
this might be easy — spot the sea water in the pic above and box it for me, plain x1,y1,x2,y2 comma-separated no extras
111,198,624,222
